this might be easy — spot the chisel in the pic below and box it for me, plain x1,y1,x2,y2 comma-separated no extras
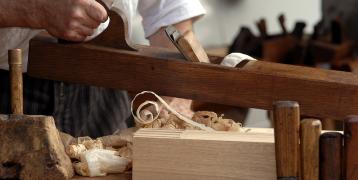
165,25,210,63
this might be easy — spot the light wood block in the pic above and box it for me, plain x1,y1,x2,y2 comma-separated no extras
133,128,276,180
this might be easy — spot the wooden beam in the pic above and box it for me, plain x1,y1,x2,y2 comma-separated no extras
133,129,276,180
28,39,358,120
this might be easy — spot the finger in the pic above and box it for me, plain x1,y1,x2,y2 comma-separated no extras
64,31,87,42
79,13,101,29
86,0,108,23
75,23,95,37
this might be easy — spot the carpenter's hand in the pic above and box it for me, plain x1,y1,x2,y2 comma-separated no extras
31,0,108,41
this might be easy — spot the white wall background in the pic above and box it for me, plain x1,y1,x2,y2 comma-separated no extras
132,0,321,48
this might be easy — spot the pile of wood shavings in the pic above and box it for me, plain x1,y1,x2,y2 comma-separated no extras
61,91,242,177
60,128,136,177
138,111,242,132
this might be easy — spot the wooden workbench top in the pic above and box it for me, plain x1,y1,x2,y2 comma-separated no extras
73,174,131,180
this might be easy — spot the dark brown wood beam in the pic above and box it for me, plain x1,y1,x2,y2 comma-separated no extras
28,39,358,120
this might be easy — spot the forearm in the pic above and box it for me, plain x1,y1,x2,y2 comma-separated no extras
0,0,38,28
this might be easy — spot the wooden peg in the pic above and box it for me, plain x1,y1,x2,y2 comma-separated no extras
320,132,343,180
300,119,322,180
256,18,268,39
278,14,288,35
344,116,358,180
273,101,300,180
8,49,23,115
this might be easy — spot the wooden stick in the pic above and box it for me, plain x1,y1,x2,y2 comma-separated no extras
273,101,300,180
344,116,358,180
278,14,288,35
320,132,343,180
8,49,23,115
256,18,268,39
300,119,322,180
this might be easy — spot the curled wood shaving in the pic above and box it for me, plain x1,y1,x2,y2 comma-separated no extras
131,91,214,132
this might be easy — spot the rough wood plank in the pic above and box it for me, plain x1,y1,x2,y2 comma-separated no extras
28,39,358,120
133,129,276,180
0,115,74,179
273,101,300,179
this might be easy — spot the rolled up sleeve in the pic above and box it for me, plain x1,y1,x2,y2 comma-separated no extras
138,0,206,38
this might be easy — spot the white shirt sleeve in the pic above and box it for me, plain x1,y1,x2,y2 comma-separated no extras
138,0,206,38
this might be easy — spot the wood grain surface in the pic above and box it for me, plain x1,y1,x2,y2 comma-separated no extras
319,132,343,180
28,39,358,120
273,101,300,179
8,49,23,115
344,116,358,180
133,129,276,180
300,119,321,180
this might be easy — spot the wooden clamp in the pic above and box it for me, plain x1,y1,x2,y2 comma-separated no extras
28,10,358,120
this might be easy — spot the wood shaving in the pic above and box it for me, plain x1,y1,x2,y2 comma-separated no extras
66,91,242,177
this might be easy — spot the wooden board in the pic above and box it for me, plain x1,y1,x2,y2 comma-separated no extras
133,129,276,180
28,39,358,120
73,174,131,180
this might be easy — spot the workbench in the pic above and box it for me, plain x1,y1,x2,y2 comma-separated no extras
25,10,358,180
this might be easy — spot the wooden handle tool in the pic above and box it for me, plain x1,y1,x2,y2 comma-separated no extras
320,132,343,180
292,22,306,39
278,14,288,35
344,116,358,180
8,49,23,115
273,101,300,180
256,18,268,39
165,25,210,63
300,119,322,180
331,19,342,44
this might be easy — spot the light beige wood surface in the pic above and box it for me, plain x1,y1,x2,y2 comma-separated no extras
133,129,277,180
73,174,131,180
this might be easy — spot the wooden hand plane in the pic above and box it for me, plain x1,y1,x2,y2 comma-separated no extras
28,10,358,120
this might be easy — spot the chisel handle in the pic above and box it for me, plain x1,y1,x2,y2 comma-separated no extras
278,14,287,35
273,101,300,180
344,116,358,180
8,49,23,115
300,119,321,180
320,132,343,180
